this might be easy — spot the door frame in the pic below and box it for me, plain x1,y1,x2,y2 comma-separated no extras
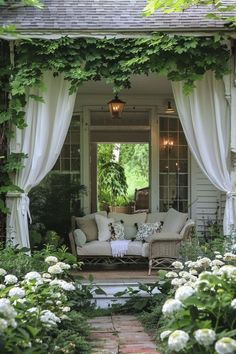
80,105,161,213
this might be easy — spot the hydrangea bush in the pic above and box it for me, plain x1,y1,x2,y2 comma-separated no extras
159,253,236,354
0,255,90,353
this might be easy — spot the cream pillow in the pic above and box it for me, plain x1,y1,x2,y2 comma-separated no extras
162,208,188,233
76,217,98,242
73,229,87,247
95,214,114,241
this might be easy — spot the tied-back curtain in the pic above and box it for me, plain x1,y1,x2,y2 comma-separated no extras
7,71,76,248
172,71,235,235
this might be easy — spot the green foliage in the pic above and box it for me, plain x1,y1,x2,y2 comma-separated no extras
112,280,171,316
98,161,128,206
29,173,86,242
0,0,43,8
143,0,236,26
0,244,78,278
0,34,231,220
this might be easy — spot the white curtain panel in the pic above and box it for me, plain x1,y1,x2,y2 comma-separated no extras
7,71,76,248
172,71,235,235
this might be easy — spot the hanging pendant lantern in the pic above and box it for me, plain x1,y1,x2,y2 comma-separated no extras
108,94,126,118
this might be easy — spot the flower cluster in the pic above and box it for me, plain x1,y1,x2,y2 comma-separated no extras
0,255,78,352
160,254,236,353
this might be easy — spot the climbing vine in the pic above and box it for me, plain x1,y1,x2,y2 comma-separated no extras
0,34,231,220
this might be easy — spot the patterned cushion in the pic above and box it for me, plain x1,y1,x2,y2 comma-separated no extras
109,221,125,240
136,222,162,241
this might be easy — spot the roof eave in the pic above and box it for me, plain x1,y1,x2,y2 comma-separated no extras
1,27,236,40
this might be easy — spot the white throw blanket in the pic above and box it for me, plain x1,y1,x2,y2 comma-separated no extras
110,240,130,257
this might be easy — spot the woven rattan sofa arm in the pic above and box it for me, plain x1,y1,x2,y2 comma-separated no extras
180,219,195,241
69,232,77,258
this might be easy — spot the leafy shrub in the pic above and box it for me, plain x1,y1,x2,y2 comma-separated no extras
0,252,91,354
0,244,78,281
158,255,236,354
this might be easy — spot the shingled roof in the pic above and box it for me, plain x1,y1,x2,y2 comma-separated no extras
1,0,236,38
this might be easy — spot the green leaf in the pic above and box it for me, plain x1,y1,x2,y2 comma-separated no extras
94,287,107,295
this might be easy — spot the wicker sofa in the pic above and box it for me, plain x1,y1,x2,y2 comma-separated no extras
68,209,195,274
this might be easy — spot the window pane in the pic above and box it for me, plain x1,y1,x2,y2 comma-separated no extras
169,118,178,131
159,116,188,212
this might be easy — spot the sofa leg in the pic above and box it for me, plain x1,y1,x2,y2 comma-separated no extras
148,259,152,276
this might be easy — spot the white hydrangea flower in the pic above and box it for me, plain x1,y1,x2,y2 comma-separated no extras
215,254,223,259
42,273,52,279
8,318,17,328
62,306,70,312
223,253,236,261
168,330,189,352
56,300,62,306
197,257,211,269
57,262,71,270
8,287,25,298
218,265,236,278
194,329,216,347
0,269,7,276
189,275,198,282
165,271,178,278
14,298,26,305
171,278,186,288
211,266,221,272
40,310,61,326
160,330,172,341
179,271,191,280
215,337,236,354
172,261,184,270
0,285,6,290
0,318,8,332
24,272,42,282
45,256,58,264
231,299,236,309
175,285,195,302
4,275,18,285
50,279,75,291
0,298,17,319
27,307,38,313
185,261,195,268
162,299,182,316
214,251,221,255
211,260,224,267
48,264,63,275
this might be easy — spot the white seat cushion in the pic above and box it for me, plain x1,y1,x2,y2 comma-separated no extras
76,240,145,257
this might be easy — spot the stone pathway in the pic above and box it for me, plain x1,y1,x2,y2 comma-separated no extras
88,315,160,354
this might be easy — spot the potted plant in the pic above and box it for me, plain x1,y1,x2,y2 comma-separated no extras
98,161,130,213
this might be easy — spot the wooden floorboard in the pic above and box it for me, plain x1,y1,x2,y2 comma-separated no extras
74,269,158,282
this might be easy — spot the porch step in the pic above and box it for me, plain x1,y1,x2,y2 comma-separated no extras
81,280,160,308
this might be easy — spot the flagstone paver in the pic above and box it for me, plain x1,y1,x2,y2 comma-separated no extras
88,315,161,354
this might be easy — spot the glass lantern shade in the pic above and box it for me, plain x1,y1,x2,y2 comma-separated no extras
108,95,126,118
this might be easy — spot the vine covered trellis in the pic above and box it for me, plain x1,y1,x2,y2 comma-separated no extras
0,34,231,239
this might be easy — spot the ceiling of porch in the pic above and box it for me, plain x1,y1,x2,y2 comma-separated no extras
77,73,172,96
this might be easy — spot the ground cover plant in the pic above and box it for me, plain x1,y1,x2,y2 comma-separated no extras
0,248,91,354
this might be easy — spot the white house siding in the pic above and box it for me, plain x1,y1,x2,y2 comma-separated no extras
190,154,224,235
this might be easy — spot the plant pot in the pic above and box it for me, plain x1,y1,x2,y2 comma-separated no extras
110,205,131,214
